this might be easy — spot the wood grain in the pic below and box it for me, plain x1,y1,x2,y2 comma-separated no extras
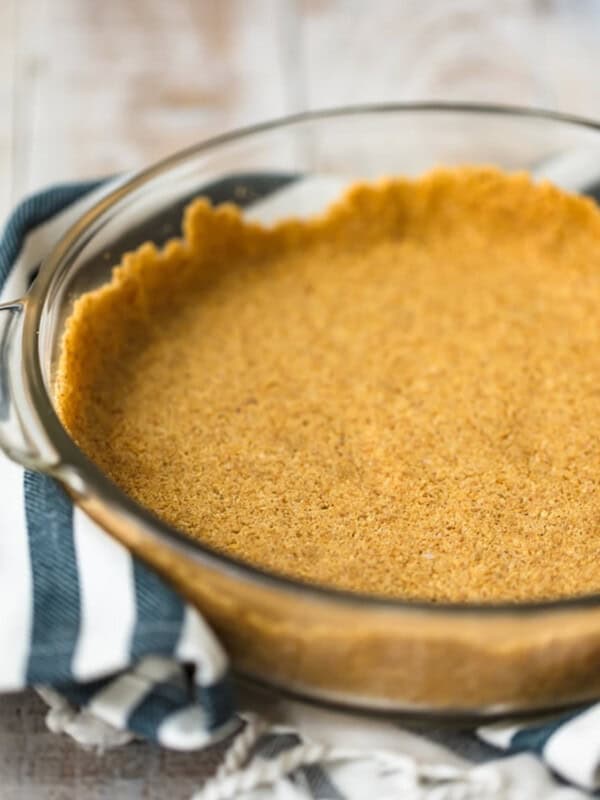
299,0,600,115
0,0,16,222
0,691,229,800
8,0,288,207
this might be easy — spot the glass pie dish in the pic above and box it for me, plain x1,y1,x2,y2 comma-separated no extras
2,103,600,719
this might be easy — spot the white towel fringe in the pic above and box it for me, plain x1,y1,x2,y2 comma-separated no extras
37,687,134,751
195,713,505,800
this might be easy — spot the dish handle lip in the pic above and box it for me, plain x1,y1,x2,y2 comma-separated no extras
0,298,61,471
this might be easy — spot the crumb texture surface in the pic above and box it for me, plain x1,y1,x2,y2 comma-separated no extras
56,167,600,602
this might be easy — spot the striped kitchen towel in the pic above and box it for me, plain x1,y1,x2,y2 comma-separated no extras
1,168,600,799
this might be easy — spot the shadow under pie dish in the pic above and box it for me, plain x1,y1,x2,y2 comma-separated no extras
4,105,600,717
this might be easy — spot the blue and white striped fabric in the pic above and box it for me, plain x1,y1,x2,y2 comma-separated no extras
2,452,234,750
1,170,600,799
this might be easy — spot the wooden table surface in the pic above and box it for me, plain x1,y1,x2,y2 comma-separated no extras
1,1,599,797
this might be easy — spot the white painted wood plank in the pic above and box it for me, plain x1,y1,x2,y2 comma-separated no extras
12,0,289,200
0,0,17,222
11,0,49,206
300,0,600,119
